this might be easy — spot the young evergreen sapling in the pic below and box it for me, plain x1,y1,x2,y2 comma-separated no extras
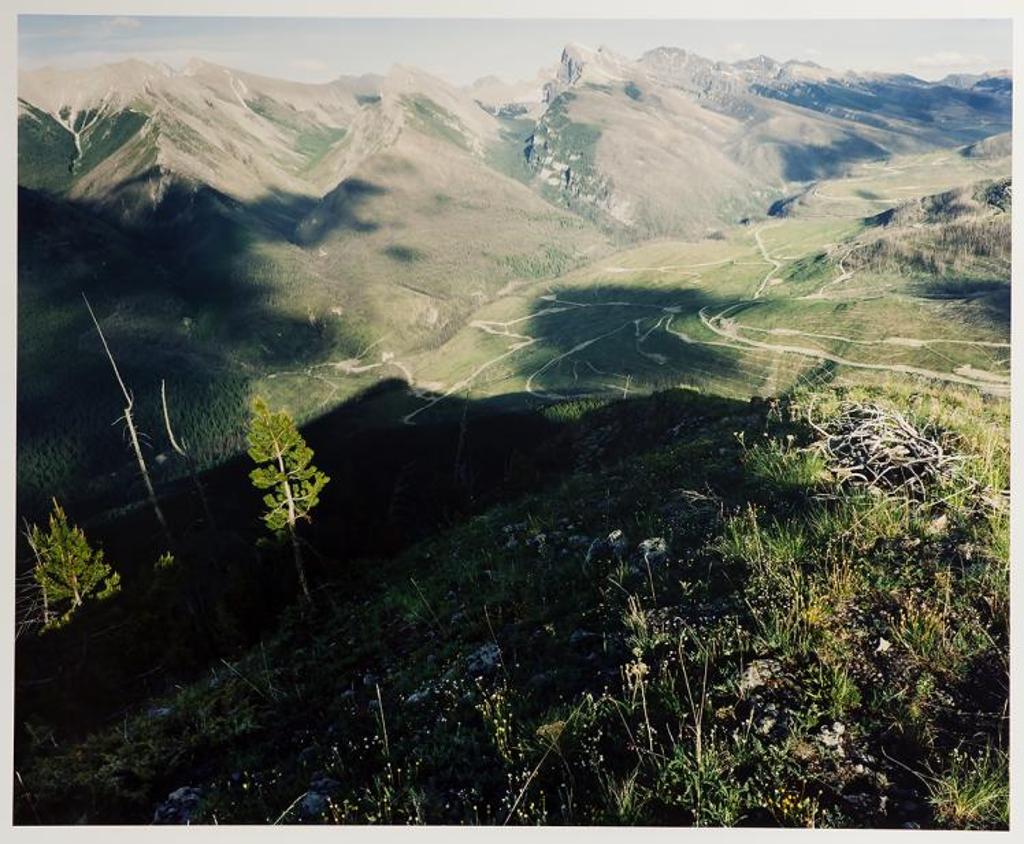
246,397,329,605
27,499,121,631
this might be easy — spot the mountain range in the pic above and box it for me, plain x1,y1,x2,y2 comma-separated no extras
19,43,1012,236
16,43,1012,514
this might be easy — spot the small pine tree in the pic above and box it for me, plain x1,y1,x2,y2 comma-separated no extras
246,397,329,605
27,500,121,631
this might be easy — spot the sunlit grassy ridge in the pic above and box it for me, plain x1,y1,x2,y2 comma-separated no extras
16,380,1008,827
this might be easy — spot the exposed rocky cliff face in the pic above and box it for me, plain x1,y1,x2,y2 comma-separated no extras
524,92,615,220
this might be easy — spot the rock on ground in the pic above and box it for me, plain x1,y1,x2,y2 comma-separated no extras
153,786,202,824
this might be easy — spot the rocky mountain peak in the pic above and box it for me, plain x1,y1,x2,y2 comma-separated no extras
732,54,783,81
558,42,592,85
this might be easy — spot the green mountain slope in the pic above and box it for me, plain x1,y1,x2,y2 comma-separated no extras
14,380,1009,828
17,101,77,192
15,63,610,518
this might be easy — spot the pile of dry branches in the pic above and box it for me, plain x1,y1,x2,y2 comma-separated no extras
809,402,961,497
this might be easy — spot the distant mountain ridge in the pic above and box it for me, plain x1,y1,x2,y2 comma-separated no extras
19,43,1011,237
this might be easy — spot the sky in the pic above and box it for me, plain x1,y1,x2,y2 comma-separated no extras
18,16,1013,85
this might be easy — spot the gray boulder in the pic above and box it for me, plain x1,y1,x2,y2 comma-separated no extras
585,529,629,564
299,791,328,819
738,658,782,694
637,537,669,566
466,642,501,676
153,786,202,824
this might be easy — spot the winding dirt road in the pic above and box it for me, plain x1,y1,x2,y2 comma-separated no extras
753,224,784,299
697,305,1008,396
396,222,1010,423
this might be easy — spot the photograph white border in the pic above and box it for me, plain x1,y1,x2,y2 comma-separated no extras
0,2,1019,841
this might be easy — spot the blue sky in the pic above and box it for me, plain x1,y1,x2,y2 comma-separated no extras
18,16,1013,84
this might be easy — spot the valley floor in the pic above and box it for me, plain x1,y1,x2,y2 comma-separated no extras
258,149,1010,427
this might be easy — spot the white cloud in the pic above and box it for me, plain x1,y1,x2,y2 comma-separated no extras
913,51,989,70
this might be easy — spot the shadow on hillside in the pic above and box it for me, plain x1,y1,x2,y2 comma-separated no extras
912,277,1010,331
517,284,743,398
17,174,392,519
13,373,759,757
88,166,388,247
16,367,1011,826
778,135,889,182
291,177,387,244
16,177,737,531
383,244,426,263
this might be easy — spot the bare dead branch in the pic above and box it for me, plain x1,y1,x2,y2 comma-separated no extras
82,293,132,410
809,401,966,499
161,379,216,530
82,293,173,550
